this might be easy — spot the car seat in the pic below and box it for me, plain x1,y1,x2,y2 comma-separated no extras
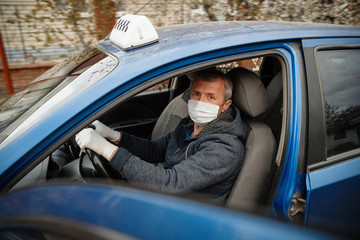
225,67,276,210
151,67,276,210
259,56,283,144
151,89,189,140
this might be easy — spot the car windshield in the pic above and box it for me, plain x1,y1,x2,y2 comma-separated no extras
0,45,104,144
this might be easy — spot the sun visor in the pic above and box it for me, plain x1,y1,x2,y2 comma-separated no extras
109,14,159,50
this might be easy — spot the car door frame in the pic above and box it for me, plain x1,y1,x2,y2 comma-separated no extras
269,42,308,223
1,41,302,219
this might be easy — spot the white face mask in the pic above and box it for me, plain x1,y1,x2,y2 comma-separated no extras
188,99,220,126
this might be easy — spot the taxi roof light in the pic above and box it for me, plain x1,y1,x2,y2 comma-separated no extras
109,14,159,50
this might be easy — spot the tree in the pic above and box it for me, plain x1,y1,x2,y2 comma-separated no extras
192,0,359,26
93,0,117,40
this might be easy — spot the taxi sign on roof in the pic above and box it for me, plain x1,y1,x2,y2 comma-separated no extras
109,14,159,50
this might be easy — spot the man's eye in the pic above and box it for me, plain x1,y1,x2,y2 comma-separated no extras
208,96,215,100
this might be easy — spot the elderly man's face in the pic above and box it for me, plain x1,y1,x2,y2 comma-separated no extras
190,77,232,115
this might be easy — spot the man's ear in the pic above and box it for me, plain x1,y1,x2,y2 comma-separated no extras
221,99,232,113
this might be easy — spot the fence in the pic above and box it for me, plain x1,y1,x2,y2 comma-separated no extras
0,2,92,62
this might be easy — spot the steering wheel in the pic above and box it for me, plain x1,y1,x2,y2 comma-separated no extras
82,149,114,178
78,124,123,179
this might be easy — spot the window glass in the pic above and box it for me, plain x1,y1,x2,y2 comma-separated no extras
317,49,360,158
0,46,105,144
148,80,170,90
217,57,263,73
0,230,72,240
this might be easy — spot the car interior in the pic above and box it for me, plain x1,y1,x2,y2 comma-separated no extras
11,53,285,212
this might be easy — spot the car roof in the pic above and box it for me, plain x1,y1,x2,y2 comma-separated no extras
99,21,360,59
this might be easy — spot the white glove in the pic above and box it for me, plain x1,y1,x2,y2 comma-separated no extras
75,128,118,161
92,120,121,143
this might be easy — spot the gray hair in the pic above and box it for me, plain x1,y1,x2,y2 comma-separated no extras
190,70,233,102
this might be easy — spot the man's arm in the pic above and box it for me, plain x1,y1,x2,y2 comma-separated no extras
117,131,170,163
76,122,170,163
110,136,244,194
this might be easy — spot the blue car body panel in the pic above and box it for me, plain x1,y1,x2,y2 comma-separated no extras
0,183,341,240
306,157,360,234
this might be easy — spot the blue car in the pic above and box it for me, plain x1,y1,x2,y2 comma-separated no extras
0,15,359,239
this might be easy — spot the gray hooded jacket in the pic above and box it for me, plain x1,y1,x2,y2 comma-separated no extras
110,105,248,203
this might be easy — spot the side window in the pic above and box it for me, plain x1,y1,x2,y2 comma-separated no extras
148,80,170,90
317,49,360,158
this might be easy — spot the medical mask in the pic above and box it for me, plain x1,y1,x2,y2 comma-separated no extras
188,99,220,126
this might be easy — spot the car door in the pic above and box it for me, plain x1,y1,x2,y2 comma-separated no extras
302,38,360,238
0,183,342,240
0,215,132,240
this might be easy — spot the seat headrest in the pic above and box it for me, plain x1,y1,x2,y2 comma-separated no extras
227,68,268,118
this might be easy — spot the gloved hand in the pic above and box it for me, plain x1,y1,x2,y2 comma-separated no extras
75,128,118,161
92,120,121,143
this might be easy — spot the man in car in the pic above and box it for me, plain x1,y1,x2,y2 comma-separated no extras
76,70,248,204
